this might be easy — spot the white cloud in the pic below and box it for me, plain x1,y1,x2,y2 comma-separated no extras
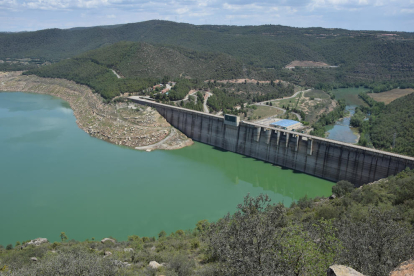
401,8,414,13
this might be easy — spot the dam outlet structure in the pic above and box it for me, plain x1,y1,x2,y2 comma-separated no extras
129,97,414,186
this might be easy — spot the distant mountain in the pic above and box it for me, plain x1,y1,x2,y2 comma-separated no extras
4,20,414,85
26,41,244,99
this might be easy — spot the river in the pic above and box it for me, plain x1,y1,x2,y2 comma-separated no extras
325,87,369,143
0,92,333,246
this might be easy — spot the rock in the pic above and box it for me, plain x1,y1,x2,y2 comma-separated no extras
101,238,116,244
114,260,131,267
389,258,414,276
146,149,151,152
148,261,163,269
327,265,365,276
30,257,38,262
329,194,336,200
150,246,156,251
124,248,134,252
104,251,112,256
25,238,49,247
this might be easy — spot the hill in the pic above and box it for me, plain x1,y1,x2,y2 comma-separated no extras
25,41,244,99
367,93,414,156
2,20,414,87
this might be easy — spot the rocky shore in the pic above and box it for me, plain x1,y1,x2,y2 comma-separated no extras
0,71,193,150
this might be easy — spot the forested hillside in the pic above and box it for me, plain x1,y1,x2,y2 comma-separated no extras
364,93,414,156
25,41,244,99
2,20,414,87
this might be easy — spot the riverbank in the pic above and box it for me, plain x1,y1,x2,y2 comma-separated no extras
0,71,193,150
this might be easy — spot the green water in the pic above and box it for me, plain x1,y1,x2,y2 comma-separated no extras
0,92,333,246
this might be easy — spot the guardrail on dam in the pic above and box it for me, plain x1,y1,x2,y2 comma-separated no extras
129,96,414,185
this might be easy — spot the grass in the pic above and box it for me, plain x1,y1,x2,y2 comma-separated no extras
271,92,302,109
247,105,284,120
331,87,369,106
304,89,330,100
368,88,414,105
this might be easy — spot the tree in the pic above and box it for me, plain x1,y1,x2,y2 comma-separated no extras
337,208,414,276
205,194,286,275
6,244,12,250
60,232,68,242
158,231,166,238
332,180,354,197
279,220,340,276
196,220,210,234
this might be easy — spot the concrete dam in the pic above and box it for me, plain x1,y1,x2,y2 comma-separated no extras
129,97,414,186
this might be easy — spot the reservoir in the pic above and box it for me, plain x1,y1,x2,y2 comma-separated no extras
0,92,333,246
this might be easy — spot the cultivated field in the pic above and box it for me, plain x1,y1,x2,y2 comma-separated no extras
368,88,414,104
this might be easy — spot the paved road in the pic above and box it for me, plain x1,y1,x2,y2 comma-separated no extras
134,128,176,151
111,69,122,79
203,92,212,113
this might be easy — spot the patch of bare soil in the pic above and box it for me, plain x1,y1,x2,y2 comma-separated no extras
368,88,414,105
285,60,330,68
205,78,282,84
296,95,336,124
0,71,192,150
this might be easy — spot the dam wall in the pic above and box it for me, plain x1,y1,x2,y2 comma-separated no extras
130,97,414,185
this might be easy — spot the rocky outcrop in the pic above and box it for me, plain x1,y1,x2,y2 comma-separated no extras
0,72,193,151
389,259,414,276
148,261,163,269
327,265,365,276
24,238,48,247
101,238,116,244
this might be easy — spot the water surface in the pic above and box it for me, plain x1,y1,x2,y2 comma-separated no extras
0,92,333,246
325,87,369,143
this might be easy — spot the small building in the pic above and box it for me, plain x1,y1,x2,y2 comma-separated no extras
270,119,302,131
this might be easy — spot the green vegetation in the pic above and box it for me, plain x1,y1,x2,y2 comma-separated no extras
355,92,414,156
310,99,346,137
1,20,413,87
2,168,414,275
25,41,243,99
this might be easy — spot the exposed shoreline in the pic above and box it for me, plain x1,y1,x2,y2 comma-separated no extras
0,71,193,150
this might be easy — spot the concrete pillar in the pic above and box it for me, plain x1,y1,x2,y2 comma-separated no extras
265,129,272,145
307,139,313,155
295,135,300,152
254,127,261,142
276,130,281,146
285,133,290,148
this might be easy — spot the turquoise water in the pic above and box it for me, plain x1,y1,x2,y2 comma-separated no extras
0,92,333,246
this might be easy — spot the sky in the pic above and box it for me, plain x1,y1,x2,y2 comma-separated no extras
0,0,413,33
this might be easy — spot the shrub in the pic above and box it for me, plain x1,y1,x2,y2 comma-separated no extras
158,231,166,239
297,195,314,209
332,180,354,197
168,254,195,276
6,244,12,250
